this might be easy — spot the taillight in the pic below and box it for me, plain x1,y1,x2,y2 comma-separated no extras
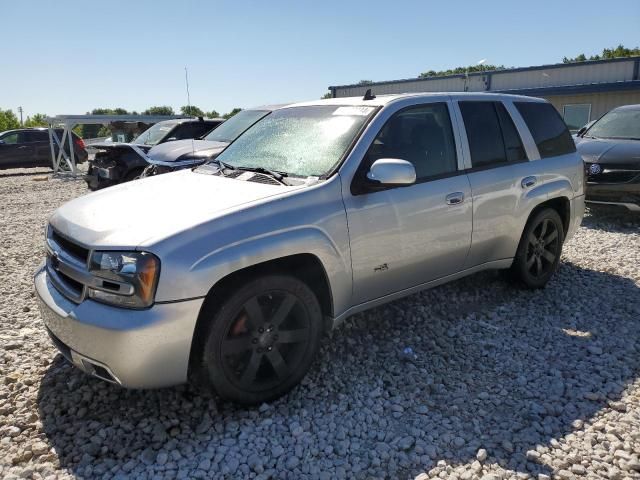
74,137,85,149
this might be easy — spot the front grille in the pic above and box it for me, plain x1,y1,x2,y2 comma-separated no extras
46,227,91,303
51,230,89,262
586,163,640,184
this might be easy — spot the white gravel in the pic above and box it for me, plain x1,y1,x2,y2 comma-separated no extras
1,167,639,480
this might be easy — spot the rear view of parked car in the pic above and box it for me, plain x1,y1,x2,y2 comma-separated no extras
141,107,283,177
0,128,87,169
35,93,584,405
85,118,223,190
575,104,640,212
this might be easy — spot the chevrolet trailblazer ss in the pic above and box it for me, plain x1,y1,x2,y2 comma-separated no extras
35,93,584,404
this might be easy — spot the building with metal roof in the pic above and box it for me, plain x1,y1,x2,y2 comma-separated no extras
329,57,640,131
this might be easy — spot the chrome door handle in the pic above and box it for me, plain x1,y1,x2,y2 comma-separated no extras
521,176,537,188
445,192,464,205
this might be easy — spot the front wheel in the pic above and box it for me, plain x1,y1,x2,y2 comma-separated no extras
511,208,564,289
199,275,323,404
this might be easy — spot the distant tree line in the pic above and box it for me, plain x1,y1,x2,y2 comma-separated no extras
0,105,243,138
320,44,640,97
562,44,640,63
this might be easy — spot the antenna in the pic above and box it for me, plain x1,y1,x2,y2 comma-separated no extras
185,67,195,157
184,67,191,112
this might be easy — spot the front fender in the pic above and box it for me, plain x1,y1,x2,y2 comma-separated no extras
183,226,351,315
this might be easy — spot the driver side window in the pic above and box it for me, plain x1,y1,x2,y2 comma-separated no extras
1,133,19,144
364,103,458,182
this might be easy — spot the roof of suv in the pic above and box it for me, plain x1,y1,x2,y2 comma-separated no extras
289,92,547,109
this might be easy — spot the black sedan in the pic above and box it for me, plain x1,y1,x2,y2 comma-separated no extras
575,104,640,212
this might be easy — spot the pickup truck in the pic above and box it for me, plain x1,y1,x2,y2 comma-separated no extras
35,93,585,404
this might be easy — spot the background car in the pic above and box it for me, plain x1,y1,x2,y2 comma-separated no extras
141,106,284,177
0,128,88,170
575,104,640,212
85,117,223,190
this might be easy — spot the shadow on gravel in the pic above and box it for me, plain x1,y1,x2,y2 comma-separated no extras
0,169,52,179
37,263,640,479
581,204,640,232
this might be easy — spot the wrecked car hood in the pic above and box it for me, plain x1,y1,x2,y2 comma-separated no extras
49,170,301,248
147,140,228,163
575,137,640,166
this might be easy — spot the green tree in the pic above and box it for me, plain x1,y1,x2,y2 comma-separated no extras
143,106,175,116
321,92,332,99
563,44,640,63
357,80,373,85
0,109,20,132
24,113,48,127
419,64,505,78
206,110,220,118
181,105,205,117
223,108,242,119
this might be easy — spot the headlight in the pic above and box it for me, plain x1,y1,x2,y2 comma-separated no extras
88,251,160,309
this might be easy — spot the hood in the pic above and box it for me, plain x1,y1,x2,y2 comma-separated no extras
49,169,300,248
576,137,640,166
147,140,228,163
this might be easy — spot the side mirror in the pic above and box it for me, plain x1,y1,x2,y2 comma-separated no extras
166,137,178,142
0,140,5,146
366,158,416,187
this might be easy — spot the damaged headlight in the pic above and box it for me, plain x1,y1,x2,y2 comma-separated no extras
88,251,160,309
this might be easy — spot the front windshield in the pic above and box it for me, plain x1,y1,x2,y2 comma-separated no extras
204,110,270,143
211,105,376,177
133,121,178,146
586,109,640,140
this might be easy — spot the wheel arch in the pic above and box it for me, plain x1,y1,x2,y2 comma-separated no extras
187,253,334,381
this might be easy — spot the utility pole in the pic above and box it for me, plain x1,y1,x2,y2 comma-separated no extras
18,106,23,126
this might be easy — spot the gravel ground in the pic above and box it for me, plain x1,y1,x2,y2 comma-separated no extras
1,167,639,480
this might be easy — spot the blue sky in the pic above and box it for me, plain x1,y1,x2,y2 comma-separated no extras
1,0,639,118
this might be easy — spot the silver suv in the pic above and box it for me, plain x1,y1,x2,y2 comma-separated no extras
35,93,585,404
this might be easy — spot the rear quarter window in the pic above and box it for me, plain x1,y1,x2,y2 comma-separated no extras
515,102,576,158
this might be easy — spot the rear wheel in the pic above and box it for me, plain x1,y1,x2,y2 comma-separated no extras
199,275,323,404
511,208,564,289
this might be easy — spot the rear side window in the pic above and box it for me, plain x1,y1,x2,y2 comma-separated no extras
515,102,576,158
459,101,527,168
24,131,48,142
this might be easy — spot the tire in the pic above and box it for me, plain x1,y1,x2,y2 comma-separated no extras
511,207,565,289
199,274,323,405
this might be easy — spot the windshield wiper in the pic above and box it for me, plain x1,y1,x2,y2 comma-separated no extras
237,165,289,183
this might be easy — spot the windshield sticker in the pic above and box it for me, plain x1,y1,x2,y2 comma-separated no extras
333,106,375,116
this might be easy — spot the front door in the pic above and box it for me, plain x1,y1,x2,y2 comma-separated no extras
0,132,29,168
343,101,473,305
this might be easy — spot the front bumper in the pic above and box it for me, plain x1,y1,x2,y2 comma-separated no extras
34,264,204,388
585,183,640,212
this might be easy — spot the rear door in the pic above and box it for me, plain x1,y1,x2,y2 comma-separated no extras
25,130,51,166
453,98,537,267
343,99,473,305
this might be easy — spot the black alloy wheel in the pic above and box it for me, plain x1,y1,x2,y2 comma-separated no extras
512,208,565,289
525,218,560,279
200,275,323,404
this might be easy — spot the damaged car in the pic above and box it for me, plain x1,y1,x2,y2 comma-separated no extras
575,104,640,212
140,106,283,178
85,118,223,190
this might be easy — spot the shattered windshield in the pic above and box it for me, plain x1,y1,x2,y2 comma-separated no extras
133,121,178,146
204,110,271,143
586,109,640,140
209,105,375,177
